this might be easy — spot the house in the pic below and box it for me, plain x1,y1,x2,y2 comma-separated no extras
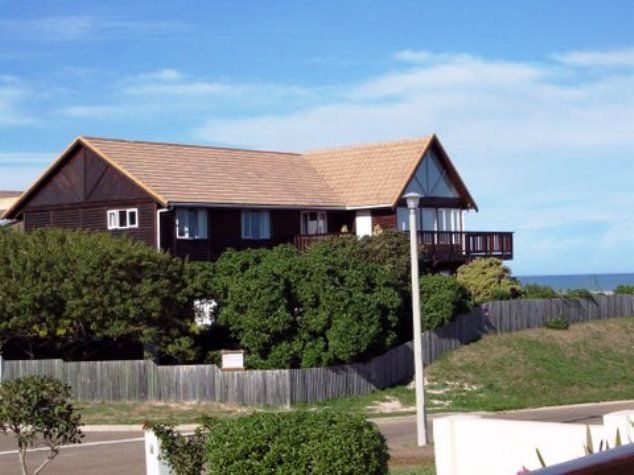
0,191,22,227
3,135,513,271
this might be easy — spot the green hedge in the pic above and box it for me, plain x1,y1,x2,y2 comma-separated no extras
0,228,207,361
213,244,401,369
521,284,559,299
614,285,634,295
456,258,522,304
420,275,471,330
205,412,389,475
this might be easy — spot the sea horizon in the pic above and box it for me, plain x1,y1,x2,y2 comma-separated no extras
517,272,634,292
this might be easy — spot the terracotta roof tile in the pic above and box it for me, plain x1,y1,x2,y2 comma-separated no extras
83,137,344,207
80,136,433,209
305,137,433,207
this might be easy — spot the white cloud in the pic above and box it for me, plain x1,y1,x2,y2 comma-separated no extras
553,47,634,68
123,69,314,99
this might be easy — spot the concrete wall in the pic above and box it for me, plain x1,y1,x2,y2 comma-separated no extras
433,411,634,475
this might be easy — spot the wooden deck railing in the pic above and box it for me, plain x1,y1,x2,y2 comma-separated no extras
293,231,513,260
417,231,514,260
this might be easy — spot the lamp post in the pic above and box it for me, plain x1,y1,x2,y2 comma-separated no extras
403,191,427,447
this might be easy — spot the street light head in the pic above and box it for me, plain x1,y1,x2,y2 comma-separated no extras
403,192,423,209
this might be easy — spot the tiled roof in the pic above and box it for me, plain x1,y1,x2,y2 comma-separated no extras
7,134,467,218
305,137,433,207
83,137,343,207
82,136,435,209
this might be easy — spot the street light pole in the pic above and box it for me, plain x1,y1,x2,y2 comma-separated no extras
404,191,427,447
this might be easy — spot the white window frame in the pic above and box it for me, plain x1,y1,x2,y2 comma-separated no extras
241,209,271,240
107,208,139,230
175,208,208,240
300,211,328,235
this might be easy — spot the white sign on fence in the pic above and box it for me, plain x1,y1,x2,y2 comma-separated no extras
221,349,245,371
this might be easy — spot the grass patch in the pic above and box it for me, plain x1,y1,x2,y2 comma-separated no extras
426,317,634,411
390,462,436,474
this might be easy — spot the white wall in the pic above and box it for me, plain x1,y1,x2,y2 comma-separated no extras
433,411,634,475
355,210,372,237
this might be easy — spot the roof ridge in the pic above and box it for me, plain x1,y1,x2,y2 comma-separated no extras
304,135,433,154
81,136,302,157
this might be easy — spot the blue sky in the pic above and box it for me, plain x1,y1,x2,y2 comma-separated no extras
1,0,633,276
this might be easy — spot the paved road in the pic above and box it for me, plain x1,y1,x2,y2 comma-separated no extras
0,432,145,475
0,400,631,474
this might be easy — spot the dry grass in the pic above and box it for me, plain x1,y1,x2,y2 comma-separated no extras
76,400,254,425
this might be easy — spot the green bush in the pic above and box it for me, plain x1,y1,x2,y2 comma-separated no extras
145,419,212,475
564,288,594,299
204,412,389,475
522,284,560,299
0,228,207,361
456,258,522,304
214,243,401,369
545,316,570,330
420,275,471,330
0,376,83,474
614,285,634,295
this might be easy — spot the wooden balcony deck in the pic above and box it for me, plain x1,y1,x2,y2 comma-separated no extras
294,231,514,260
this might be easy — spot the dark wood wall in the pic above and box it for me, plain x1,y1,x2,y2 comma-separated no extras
371,208,397,231
161,208,356,261
20,145,157,247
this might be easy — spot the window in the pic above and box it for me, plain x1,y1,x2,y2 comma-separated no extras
176,208,208,239
403,150,459,198
301,211,327,235
241,209,271,239
396,207,460,232
107,208,138,230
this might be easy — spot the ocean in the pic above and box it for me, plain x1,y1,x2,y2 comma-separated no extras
517,273,634,292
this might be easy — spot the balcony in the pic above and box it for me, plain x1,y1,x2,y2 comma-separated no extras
417,231,513,261
294,231,513,261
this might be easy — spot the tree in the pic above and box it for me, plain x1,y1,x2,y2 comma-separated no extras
0,228,207,361
214,243,401,369
456,258,522,304
0,376,83,475
420,275,471,330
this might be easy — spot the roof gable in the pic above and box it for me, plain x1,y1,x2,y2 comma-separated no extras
304,137,434,208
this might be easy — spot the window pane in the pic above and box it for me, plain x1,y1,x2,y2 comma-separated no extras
119,210,127,228
421,208,435,231
197,209,208,239
396,207,409,231
317,212,326,234
260,211,270,238
241,210,250,238
250,212,260,238
177,209,188,238
128,210,137,227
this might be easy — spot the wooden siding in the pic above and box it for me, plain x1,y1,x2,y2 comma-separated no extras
4,295,633,406
162,208,356,261
20,144,158,247
372,208,397,231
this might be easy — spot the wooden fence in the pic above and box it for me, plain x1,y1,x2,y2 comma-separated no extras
2,295,633,406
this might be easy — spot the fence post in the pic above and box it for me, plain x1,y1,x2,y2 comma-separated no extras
144,429,172,475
